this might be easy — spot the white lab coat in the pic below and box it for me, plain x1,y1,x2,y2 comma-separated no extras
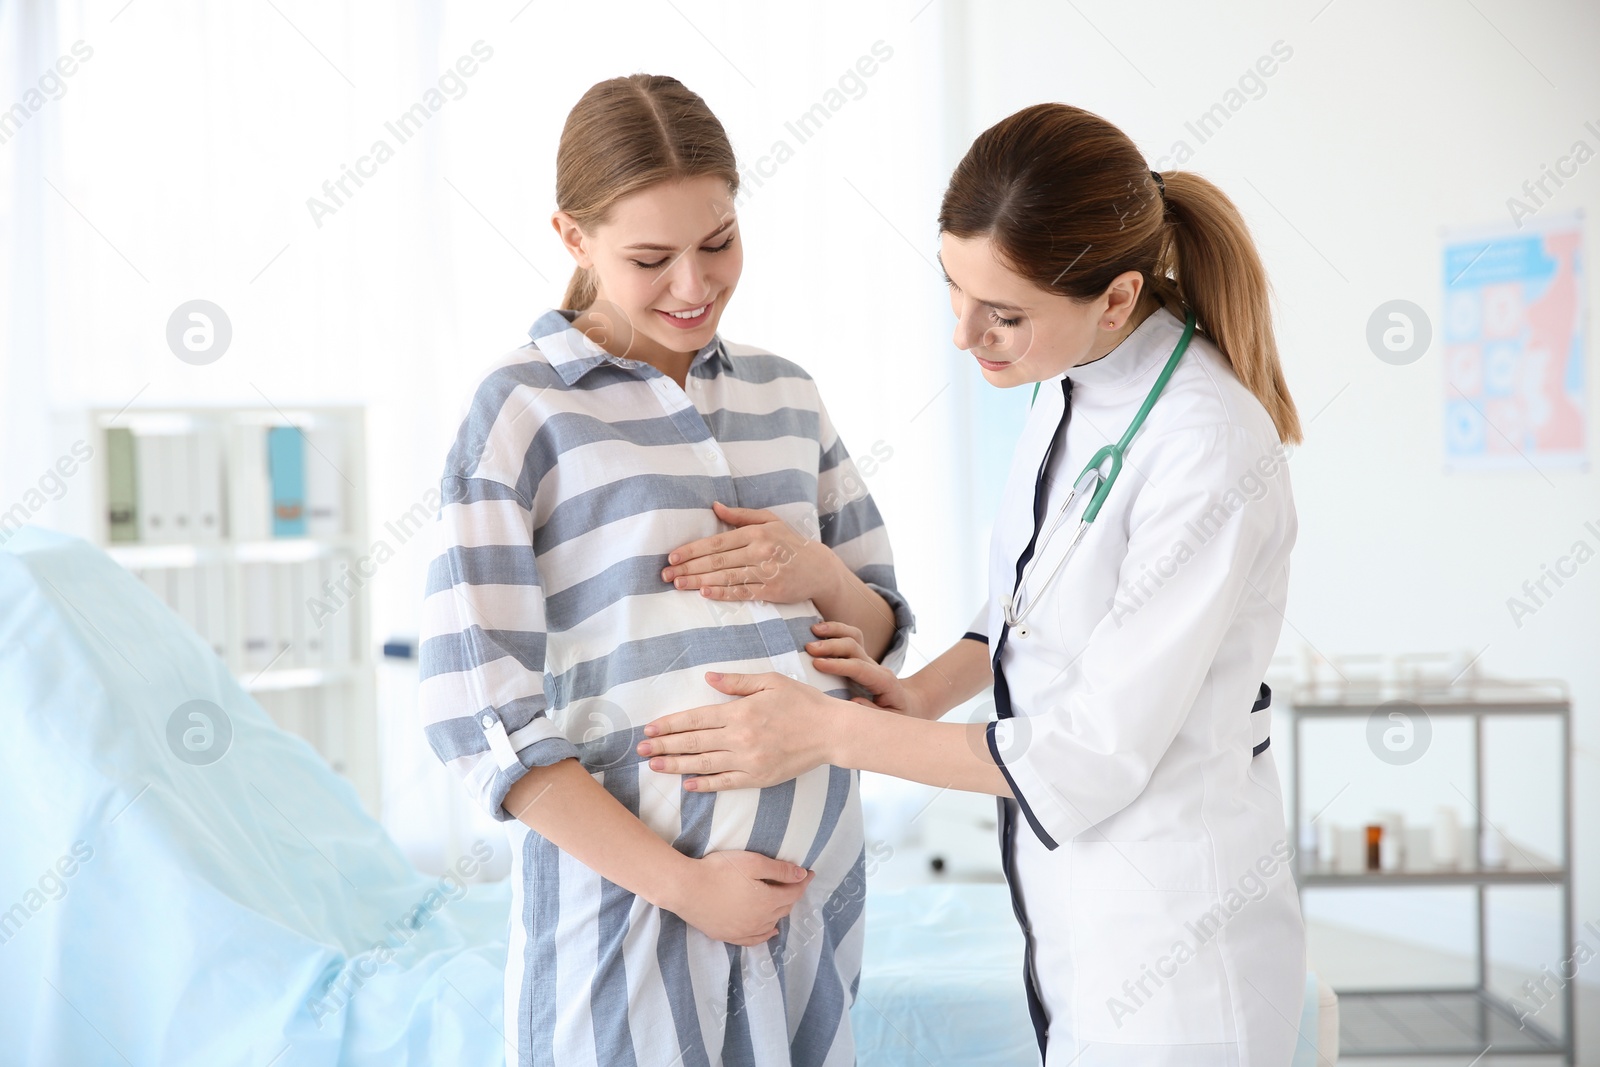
978,307,1307,1066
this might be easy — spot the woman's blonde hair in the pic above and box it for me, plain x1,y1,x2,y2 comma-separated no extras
939,103,1302,444
555,74,740,310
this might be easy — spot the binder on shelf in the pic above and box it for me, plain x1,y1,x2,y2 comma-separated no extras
272,560,301,669
190,426,225,542
267,427,307,538
135,434,170,543
295,560,326,664
199,562,229,660
241,563,275,671
321,554,354,667
105,427,139,543
303,426,346,538
228,424,271,542
166,432,193,542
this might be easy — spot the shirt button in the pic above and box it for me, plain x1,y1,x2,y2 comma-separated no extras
481,714,495,728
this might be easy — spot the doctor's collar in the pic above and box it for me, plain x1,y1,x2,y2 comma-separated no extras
529,308,731,385
1063,305,1185,390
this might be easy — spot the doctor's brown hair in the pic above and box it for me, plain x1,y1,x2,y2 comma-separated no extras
939,103,1303,444
555,75,739,310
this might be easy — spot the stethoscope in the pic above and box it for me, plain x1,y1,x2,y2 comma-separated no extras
1001,309,1197,635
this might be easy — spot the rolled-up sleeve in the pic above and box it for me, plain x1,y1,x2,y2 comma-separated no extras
418,472,580,822
987,425,1291,848
813,396,916,673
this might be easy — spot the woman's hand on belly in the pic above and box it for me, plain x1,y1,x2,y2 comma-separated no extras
671,851,816,946
660,500,843,605
638,671,846,790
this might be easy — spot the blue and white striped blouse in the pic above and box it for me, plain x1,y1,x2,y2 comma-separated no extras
419,309,914,1066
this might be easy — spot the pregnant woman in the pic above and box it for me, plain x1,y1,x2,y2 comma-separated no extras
642,102,1308,1066
418,75,912,1066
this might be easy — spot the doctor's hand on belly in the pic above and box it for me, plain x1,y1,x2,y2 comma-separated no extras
640,631,1010,798
638,670,846,790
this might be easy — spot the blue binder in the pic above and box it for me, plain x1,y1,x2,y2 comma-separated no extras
266,427,307,538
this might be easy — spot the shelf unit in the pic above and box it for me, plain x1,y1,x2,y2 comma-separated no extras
1290,682,1574,1063
86,405,378,813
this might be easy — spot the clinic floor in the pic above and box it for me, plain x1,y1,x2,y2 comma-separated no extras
1308,920,1599,1066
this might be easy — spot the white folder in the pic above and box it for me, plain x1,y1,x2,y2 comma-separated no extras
303,425,346,538
135,434,169,543
227,424,271,543
272,562,302,670
321,555,353,667
199,562,230,660
297,560,326,665
241,562,275,671
166,433,194,543
191,426,225,542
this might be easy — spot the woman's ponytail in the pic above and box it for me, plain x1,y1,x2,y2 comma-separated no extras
1155,171,1302,444
562,266,598,311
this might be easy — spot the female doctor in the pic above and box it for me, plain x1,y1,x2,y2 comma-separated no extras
640,103,1308,1066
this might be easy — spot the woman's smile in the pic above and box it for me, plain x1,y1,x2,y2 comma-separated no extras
654,301,714,329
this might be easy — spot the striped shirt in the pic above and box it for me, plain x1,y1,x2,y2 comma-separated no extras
418,309,914,1066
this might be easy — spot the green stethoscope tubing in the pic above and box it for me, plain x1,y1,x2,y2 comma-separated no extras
1006,309,1197,630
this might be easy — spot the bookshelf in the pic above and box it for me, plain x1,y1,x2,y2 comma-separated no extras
86,405,379,814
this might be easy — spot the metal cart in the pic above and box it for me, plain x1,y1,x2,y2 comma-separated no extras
1290,680,1574,1063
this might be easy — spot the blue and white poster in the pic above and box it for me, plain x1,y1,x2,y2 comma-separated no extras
1442,213,1586,471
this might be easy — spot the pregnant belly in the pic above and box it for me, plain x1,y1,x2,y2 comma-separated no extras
621,759,856,867
557,604,859,868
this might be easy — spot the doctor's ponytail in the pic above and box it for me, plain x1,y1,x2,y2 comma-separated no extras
939,104,1302,445
554,74,740,311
